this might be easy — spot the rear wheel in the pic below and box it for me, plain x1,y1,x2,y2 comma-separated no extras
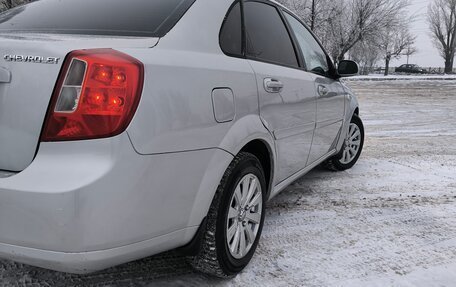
324,115,364,171
188,152,266,278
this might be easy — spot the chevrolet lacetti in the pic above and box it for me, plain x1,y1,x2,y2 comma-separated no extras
0,0,364,277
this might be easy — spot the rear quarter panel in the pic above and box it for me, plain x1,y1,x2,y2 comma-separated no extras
124,48,259,154
124,0,262,155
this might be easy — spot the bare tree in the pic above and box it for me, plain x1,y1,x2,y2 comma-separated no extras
1,0,32,11
428,0,456,74
277,0,340,34
331,0,410,62
278,0,344,64
1,0,16,11
276,0,309,19
350,37,383,75
1,0,14,10
404,43,418,65
380,25,416,75
279,0,411,65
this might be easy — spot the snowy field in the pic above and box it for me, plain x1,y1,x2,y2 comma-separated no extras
349,74,456,82
350,74,456,81
1,80,455,286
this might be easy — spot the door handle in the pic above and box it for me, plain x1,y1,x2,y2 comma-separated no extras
264,78,284,93
317,85,329,97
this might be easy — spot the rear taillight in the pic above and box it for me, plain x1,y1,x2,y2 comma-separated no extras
41,49,144,141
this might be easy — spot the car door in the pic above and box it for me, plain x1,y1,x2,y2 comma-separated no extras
283,12,346,165
243,0,317,183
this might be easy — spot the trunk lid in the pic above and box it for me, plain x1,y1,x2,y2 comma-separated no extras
0,33,158,171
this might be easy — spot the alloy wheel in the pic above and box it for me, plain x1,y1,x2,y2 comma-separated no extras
226,174,263,259
340,123,362,165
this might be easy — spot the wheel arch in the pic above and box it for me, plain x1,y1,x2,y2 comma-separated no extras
184,115,276,235
336,90,361,152
238,139,274,200
354,107,359,116
181,138,275,257
218,114,276,200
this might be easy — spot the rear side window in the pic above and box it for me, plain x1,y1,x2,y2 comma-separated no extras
0,0,195,37
220,2,243,56
244,1,299,68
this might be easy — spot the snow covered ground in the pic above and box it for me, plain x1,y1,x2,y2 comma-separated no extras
350,74,456,81
0,80,455,286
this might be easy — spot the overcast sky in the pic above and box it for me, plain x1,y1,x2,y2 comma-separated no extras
391,0,442,68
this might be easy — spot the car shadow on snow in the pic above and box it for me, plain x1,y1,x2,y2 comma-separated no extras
1,252,210,286
0,168,334,286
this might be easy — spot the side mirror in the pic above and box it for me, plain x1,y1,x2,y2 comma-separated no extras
337,60,359,77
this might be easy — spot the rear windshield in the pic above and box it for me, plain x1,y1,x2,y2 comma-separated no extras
0,0,195,37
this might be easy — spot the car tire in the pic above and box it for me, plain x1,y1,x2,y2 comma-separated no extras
188,152,267,278
323,115,364,171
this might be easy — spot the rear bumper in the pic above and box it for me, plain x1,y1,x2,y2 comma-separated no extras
0,133,232,273
0,227,196,274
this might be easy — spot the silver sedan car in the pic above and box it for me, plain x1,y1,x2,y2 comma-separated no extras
0,0,364,278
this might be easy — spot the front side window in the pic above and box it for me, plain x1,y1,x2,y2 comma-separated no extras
284,12,329,75
244,1,299,68
220,2,243,56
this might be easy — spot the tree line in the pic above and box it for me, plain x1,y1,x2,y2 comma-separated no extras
1,0,30,10
1,0,456,74
278,0,456,74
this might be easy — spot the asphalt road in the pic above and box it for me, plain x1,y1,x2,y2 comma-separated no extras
1,80,455,287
